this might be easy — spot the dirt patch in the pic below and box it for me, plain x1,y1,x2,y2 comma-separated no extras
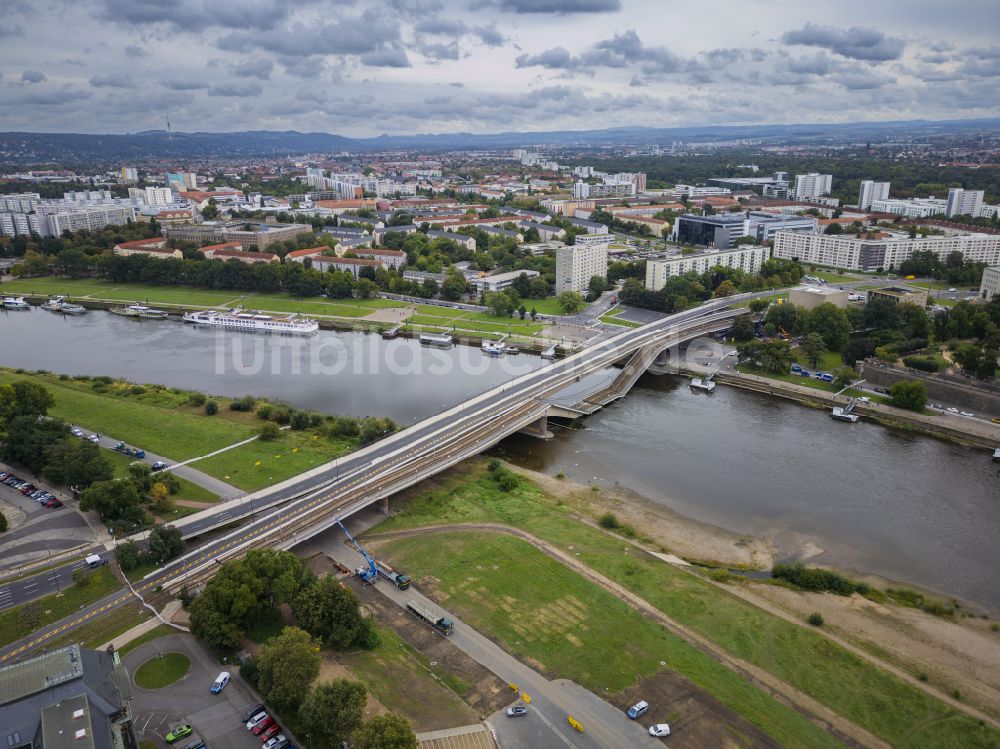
365,307,414,324
614,673,783,749
317,655,390,721
302,551,343,579
350,579,509,719
0,497,26,531
508,463,776,569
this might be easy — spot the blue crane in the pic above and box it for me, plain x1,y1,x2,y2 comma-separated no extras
336,520,378,583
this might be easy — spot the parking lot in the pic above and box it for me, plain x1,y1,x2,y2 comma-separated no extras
124,633,277,749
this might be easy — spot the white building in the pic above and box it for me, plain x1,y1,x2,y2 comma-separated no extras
473,269,540,294
979,266,1000,302
858,180,890,210
668,184,732,200
556,238,610,294
794,173,833,201
645,245,768,291
946,188,984,218
870,197,947,218
0,212,45,237
44,205,138,236
144,187,175,207
772,230,1000,272
0,193,41,213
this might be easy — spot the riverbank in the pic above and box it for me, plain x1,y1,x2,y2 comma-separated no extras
373,458,1000,743
717,370,1000,450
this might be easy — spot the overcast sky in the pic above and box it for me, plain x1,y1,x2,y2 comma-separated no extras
2,0,999,137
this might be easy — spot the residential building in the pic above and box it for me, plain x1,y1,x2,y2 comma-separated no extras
0,644,136,749
285,247,327,263
312,255,381,278
946,188,984,218
772,230,1000,271
119,166,138,182
858,180,890,210
143,187,175,207
518,221,565,241
350,248,406,270
794,173,833,200
426,229,476,251
788,286,850,309
480,226,523,243
979,266,1000,302
472,269,540,294
869,197,947,218
523,241,565,257
113,238,182,259
556,241,608,294
0,193,42,212
573,181,634,199
0,212,45,237
44,204,137,236
564,217,608,234
373,224,418,245
335,236,373,252
645,245,768,291
868,285,929,307
202,246,279,264
162,222,312,249
144,208,194,225
165,172,197,191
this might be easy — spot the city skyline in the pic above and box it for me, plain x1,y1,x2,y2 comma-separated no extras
2,0,1000,136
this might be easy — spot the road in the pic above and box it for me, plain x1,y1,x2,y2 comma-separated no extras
73,427,242,498
306,526,661,749
0,292,767,664
0,554,114,612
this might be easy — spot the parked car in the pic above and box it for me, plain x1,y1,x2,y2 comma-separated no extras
165,724,193,744
45,499,63,508
649,724,671,737
71,427,84,437
252,717,275,736
243,705,266,722
260,723,281,741
211,671,231,694
246,711,268,730
506,706,528,717
627,701,649,719
263,736,287,749
87,434,100,443
152,461,168,471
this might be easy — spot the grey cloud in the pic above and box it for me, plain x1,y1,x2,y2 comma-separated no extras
958,46,1000,77
449,81,464,87
833,70,893,90
516,31,682,75
782,23,904,61
279,56,323,78
0,24,25,38
496,0,620,12
217,12,399,57
22,70,47,83
89,73,134,88
786,52,834,75
1,85,90,106
474,25,506,47
207,81,264,97
515,47,575,69
124,45,147,58
415,18,467,35
162,79,209,91
359,47,411,67
228,58,274,80
918,52,950,64
418,41,460,61
96,0,305,31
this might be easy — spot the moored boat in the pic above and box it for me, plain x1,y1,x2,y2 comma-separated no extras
482,339,507,356
689,377,716,392
60,302,87,315
109,303,168,319
41,295,66,311
419,332,453,347
2,296,30,310
182,308,318,335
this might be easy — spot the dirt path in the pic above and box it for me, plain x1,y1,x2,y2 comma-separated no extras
366,523,888,749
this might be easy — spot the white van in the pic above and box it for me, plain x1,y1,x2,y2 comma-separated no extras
85,554,106,569
211,671,230,694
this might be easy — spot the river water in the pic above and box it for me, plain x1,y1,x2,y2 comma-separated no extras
2,310,999,609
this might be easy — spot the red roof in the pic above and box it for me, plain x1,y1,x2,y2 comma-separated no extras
200,241,243,253
286,246,327,258
114,238,166,250
356,248,405,256
210,249,278,261
316,256,381,266
180,190,241,202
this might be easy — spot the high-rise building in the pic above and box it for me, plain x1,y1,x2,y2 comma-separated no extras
119,166,138,182
858,180,890,210
946,188,984,218
794,173,833,201
143,187,175,206
555,236,609,294
645,245,768,291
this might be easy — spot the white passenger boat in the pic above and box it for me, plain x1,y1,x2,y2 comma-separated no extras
183,308,319,335
419,332,453,347
689,377,716,393
109,303,168,319
41,295,66,311
2,297,30,310
830,406,859,423
60,302,87,315
482,339,507,356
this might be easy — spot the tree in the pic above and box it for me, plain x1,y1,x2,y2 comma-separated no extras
148,525,184,563
833,367,857,389
557,291,585,314
529,307,538,321
0,510,6,532
298,679,367,748
802,332,827,369
807,303,851,352
440,270,467,301
291,575,374,650
889,380,927,411
1,417,68,474
12,250,51,277
824,223,843,235
257,627,321,714
713,280,736,298
0,380,54,424
357,278,378,298
79,480,145,527
115,539,142,571
53,248,90,277
729,314,755,342
842,337,875,365
354,714,419,749
748,297,771,314
484,291,516,318
42,440,113,489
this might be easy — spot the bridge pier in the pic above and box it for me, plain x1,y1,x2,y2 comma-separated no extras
380,496,390,515
517,412,554,440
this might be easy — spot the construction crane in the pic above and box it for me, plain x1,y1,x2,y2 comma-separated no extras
336,520,378,583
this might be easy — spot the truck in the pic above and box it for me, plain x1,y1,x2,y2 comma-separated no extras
406,602,454,635
376,561,411,590
113,441,145,459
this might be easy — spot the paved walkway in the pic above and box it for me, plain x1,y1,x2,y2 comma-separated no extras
101,600,185,650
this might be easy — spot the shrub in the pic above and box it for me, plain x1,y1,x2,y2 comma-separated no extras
229,395,256,412
490,465,519,492
0,510,6,532
188,392,207,406
240,657,260,687
204,400,218,416
902,355,948,372
72,568,92,587
917,672,929,682
555,471,565,479
256,404,273,420
259,422,281,441
289,410,311,430
487,458,501,472
598,513,623,530
807,612,824,626
129,385,145,395
308,413,324,427
270,407,291,425
772,562,859,595
707,568,734,583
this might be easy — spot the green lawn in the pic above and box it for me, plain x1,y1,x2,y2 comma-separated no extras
118,623,178,655
133,652,191,688
372,462,1000,749
0,567,123,648
792,348,844,373
44,603,152,651
811,269,862,283
600,309,642,328
104,451,218,504
0,370,358,491
518,297,568,316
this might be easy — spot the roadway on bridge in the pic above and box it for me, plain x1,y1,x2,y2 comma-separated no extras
0,292,780,665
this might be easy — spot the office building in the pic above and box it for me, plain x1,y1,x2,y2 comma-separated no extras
113,238,182,259
858,180,890,210
472,269,540,294
311,256,381,278
645,245,768,291
0,644,136,749
162,222,312,250
868,285,929,307
556,239,609,294
788,286,850,310
772,230,1000,272
946,188,984,218
979,266,1000,302
673,213,746,248
794,173,833,201
744,212,818,243
143,187,175,207
869,197,947,218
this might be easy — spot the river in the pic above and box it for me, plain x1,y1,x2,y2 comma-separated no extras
2,309,999,609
